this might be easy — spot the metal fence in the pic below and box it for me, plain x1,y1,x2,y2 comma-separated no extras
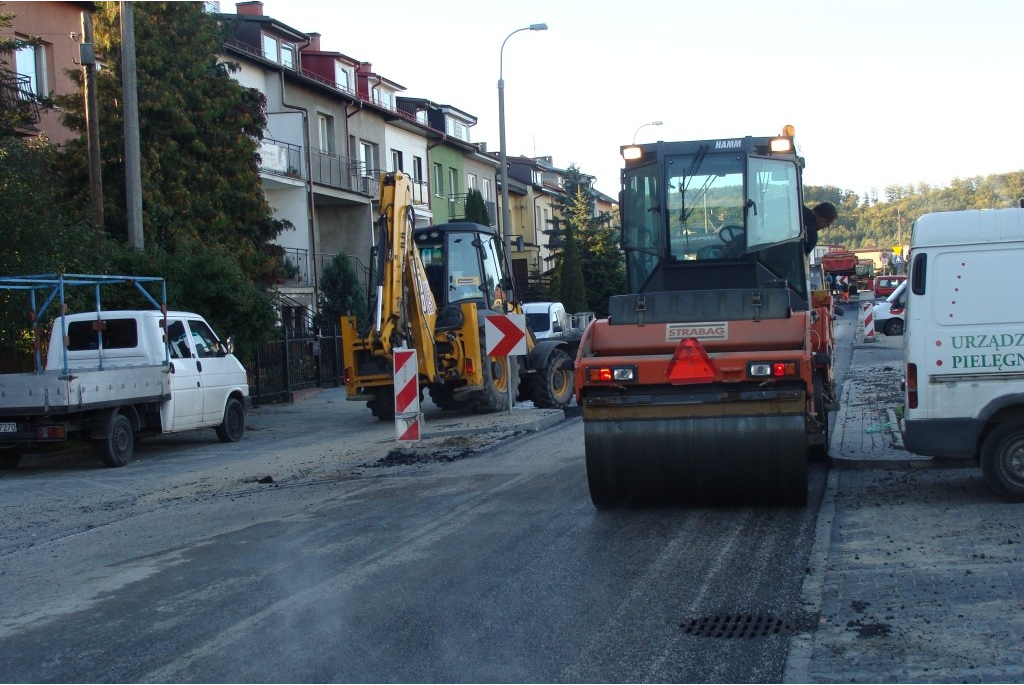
241,328,345,406
0,328,347,408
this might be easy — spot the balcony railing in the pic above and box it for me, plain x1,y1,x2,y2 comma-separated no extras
259,138,304,180
309,149,380,197
0,69,41,129
448,194,497,226
277,246,312,286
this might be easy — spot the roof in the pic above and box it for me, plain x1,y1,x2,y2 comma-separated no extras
912,208,1024,248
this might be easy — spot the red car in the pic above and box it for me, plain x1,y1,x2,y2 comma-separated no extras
874,275,906,298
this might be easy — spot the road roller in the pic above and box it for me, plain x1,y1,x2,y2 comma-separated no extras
575,127,837,507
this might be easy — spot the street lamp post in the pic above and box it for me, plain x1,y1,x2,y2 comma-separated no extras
498,23,547,299
633,120,663,145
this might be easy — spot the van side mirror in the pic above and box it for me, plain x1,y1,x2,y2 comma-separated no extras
221,335,235,356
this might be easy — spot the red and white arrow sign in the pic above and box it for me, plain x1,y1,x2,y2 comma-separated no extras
485,314,527,357
393,348,421,444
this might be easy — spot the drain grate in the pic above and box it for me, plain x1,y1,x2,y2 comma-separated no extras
681,613,792,639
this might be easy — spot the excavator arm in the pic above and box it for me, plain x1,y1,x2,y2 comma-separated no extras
365,172,439,368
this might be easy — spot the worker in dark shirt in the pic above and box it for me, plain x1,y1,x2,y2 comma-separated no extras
803,202,838,254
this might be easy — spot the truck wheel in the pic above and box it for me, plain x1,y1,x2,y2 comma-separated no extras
215,397,246,443
474,347,519,413
980,419,1024,501
532,348,574,409
367,385,396,422
0,449,23,470
94,414,134,468
884,318,904,336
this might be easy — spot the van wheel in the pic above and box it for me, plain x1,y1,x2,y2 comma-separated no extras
216,397,246,443
980,419,1024,501
884,319,904,336
0,449,23,470
94,414,134,468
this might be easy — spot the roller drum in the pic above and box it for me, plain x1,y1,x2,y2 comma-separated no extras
585,414,807,507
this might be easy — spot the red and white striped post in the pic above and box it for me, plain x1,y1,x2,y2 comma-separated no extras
393,347,422,443
861,301,875,343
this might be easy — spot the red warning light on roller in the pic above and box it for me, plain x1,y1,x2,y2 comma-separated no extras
666,337,716,385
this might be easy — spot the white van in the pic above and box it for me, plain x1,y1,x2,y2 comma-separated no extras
902,207,1024,500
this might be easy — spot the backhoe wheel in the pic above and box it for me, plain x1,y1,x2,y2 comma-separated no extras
474,345,519,413
532,348,574,409
428,384,470,411
367,385,396,422
94,413,134,468
980,419,1024,501
215,397,246,443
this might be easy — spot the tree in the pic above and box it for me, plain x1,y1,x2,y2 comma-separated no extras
53,2,292,352
544,166,625,316
463,188,490,225
315,253,368,334
556,220,588,314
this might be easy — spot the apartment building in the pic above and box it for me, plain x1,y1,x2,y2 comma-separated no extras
221,1,498,328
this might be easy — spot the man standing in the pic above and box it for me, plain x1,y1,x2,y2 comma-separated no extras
803,202,838,255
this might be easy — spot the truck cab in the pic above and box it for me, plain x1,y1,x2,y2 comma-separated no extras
523,302,570,340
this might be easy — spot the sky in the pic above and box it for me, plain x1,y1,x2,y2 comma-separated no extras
253,0,1024,200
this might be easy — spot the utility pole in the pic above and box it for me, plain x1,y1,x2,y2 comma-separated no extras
81,11,104,251
120,1,144,250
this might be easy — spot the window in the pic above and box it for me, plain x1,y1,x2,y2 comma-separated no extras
334,63,350,91
187,319,221,359
391,149,403,173
373,88,393,110
433,163,444,197
317,114,335,153
281,43,296,69
445,117,469,142
449,168,459,198
67,318,138,351
15,42,45,96
467,174,477,191
482,179,492,202
412,156,424,182
261,34,278,62
360,141,375,176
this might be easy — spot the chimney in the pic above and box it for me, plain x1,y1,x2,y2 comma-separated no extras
307,32,321,51
236,1,263,16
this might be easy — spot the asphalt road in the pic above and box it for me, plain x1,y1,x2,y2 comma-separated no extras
1,390,835,682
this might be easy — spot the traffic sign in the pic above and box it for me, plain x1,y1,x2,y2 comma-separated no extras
484,314,527,356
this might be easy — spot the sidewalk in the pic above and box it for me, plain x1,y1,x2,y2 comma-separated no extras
787,300,1024,683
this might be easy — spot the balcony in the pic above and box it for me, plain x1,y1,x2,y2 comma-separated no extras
276,246,312,287
448,194,497,226
259,138,304,181
0,69,41,130
309,150,379,197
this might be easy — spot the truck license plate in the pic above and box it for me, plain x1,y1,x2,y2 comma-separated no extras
0,422,17,433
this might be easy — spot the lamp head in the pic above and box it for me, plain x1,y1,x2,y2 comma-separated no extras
529,23,548,31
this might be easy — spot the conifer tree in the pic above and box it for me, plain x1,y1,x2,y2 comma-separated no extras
463,188,490,225
53,1,290,350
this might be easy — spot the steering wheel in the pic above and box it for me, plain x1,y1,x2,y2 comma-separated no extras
718,224,745,244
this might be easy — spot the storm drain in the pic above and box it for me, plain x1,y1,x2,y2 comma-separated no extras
680,613,793,639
